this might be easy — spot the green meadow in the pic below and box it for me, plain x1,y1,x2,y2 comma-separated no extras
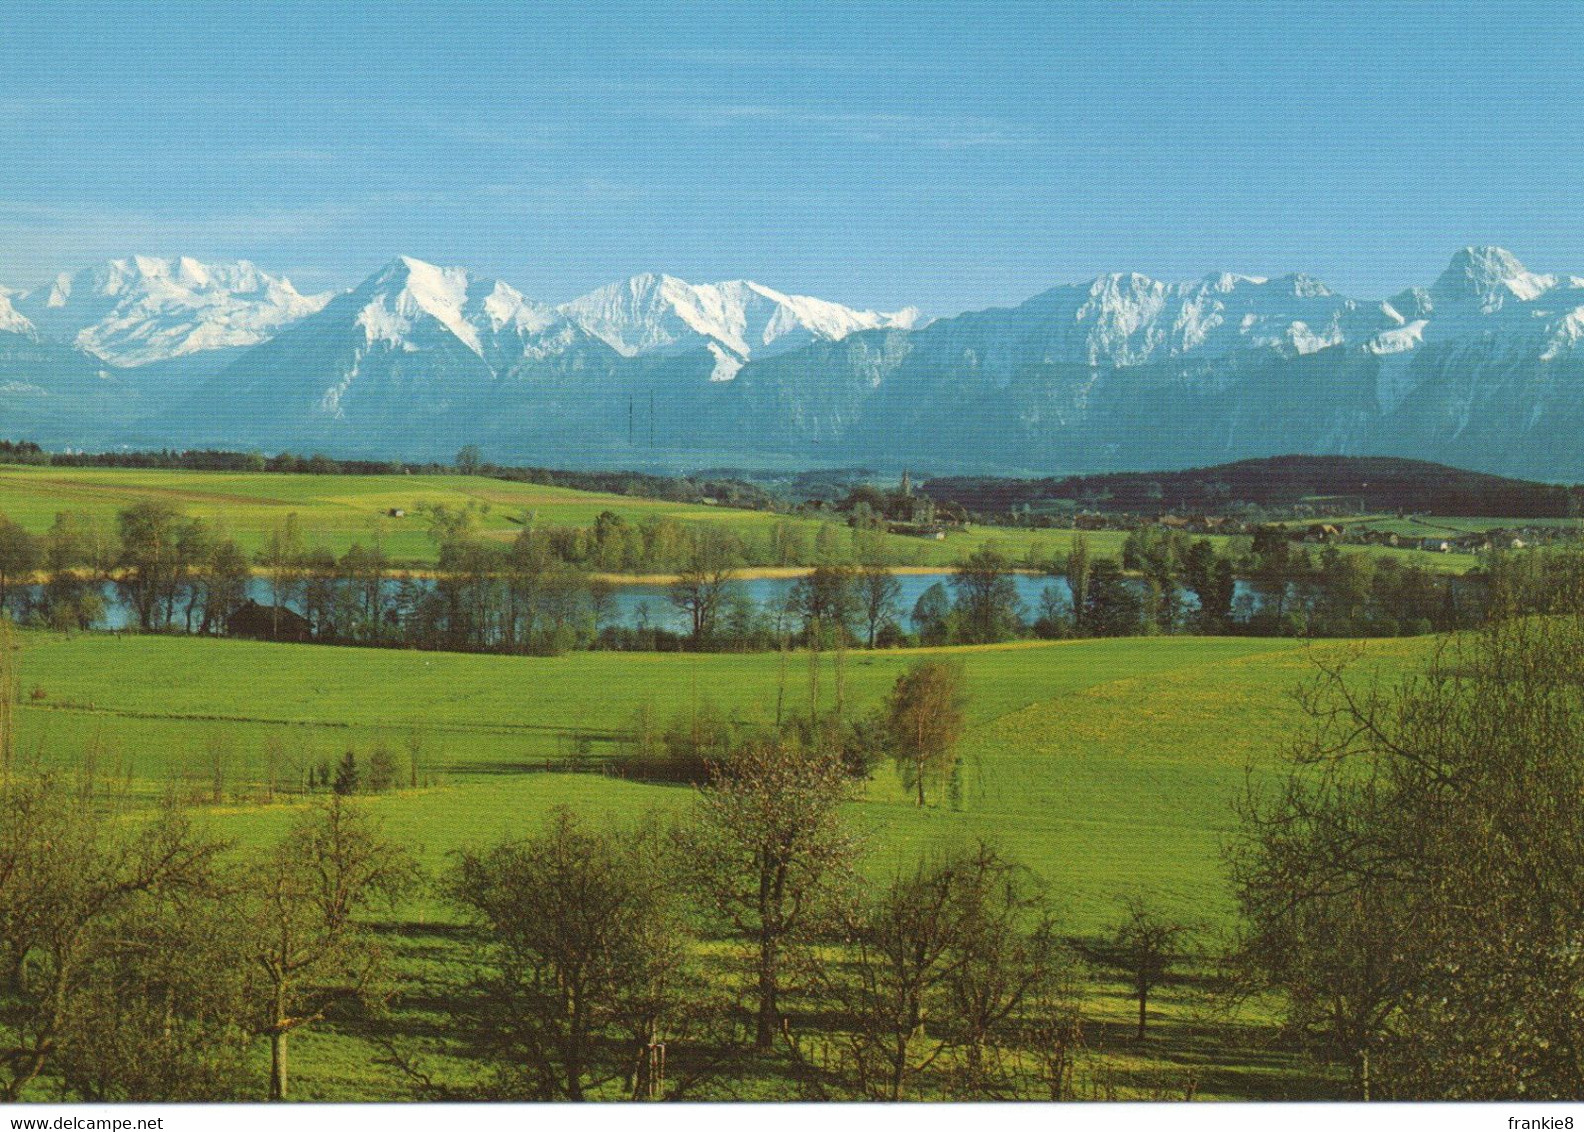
0,463,1136,569
9,627,1438,1100
15,630,1432,925
0,463,1503,577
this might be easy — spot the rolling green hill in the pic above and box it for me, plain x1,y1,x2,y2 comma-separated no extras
15,630,1431,926
0,463,1142,569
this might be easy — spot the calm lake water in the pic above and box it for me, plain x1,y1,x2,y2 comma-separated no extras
34,572,1077,635
603,573,1069,634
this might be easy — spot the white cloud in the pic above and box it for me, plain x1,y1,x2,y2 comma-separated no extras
649,102,1036,149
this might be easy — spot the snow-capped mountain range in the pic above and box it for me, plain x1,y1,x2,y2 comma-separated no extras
4,246,1584,480
557,273,922,381
0,254,922,375
12,255,332,367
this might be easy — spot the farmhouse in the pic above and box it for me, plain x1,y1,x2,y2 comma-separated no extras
226,598,314,642
887,522,948,540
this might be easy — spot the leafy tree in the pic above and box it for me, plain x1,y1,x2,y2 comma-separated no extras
1032,584,1072,639
1247,525,1296,625
787,564,858,643
448,809,691,1100
1231,612,1584,1098
910,582,953,645
1083,559,1144,637
197,538,251,635
588,576,617,644
338,540,390,639
366,743,396,793
886,659,968,807
1123,528,1184,632
455,445,483,475
40,512,110,632
1064,535,1092,635
855,565,902,648
1310,546,1378,635
331,749,360,796
1181,539,1236,632
115,500,185,631
950,547,1024,644
0,518,39,614
667,529,739,645
680,740,857,1050
243,796,420,1099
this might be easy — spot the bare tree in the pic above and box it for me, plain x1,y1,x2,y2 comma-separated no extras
0,615,16,780
1231,612,1584,1099
680,740,858,1050
51,885,253,1101
243,795,420,1100
856,565,902,648
1105,894,1191,1041
816,841,1066,1100
943,844,1066,1093
0,777,223,1101
820,852,964,1099
447,808,691,1100
257,514,306,639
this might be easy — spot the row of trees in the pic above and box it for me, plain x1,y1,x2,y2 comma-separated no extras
0,500,1521,659
0,752,1196,1103
0,503,251,634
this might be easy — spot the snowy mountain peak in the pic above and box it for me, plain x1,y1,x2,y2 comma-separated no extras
355,257,483,354
1200,271,1269,293
1013,266,1384,368
1279,273,1334,298
342,256,569,367
1432,246,1548,306
0,292,36,338
558,272,922,375
17,255,330,366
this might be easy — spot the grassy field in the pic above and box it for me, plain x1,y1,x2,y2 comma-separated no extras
0,463,1516,579
15,629,1431,925
0,463,1140,569
9,627,1439,1099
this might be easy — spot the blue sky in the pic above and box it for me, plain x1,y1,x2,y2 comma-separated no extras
2,0,1581,315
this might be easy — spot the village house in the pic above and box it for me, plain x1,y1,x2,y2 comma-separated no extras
226,598,314,642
